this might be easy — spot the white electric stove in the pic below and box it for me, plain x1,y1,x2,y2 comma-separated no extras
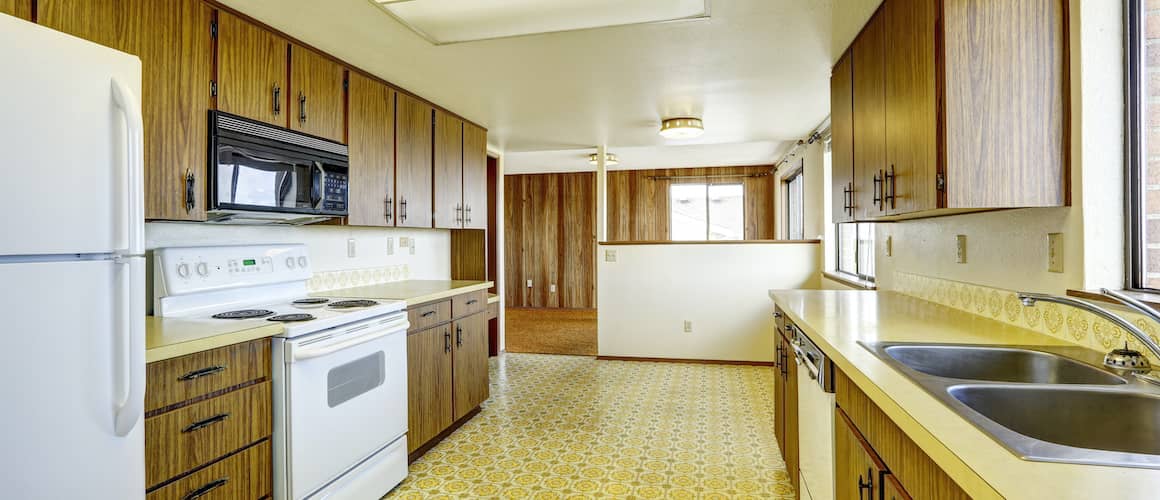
153,244,410,500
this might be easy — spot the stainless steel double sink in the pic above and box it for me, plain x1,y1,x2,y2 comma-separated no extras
860,342,1160,469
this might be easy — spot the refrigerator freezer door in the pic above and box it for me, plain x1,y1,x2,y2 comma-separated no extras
0,259,145,499
0,15,143,256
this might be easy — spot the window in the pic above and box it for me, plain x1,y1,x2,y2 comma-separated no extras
784,168,804,240
1127,0,1160,290
836,222,875,281
669,183,744,241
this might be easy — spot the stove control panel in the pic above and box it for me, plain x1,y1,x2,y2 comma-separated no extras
153,244,313,298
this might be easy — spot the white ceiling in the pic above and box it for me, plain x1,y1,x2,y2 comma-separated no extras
219,0,857,171
375,0,709,45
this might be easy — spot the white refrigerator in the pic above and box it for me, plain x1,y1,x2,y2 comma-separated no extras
0,14,146,499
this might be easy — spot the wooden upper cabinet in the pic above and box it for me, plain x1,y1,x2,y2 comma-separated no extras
433,110,464,229
396,92,434,228
835,408,888,500
462,123,488,230
39,0,214,221
852,10,887,221
0,0,32,19
452,312,489,420
884,0,937,216
830,52,855,224
217,12,288,128
289,44,346,143
347,72,395,227
943,0,1068,208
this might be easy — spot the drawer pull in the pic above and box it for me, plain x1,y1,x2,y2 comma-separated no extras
465,299,478,305
182,477,229,500
421,311,436,318
182,413,230,433
178,365,226,381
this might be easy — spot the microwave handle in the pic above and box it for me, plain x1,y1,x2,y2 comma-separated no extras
311,162,325,210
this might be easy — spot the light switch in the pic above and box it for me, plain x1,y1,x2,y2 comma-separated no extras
955,235,967,264
885,236,893,257
1048,233,1064,273
347,239,357,258
550,283,557,293
386,237,394,256
526,279,533,288
683,320,693,333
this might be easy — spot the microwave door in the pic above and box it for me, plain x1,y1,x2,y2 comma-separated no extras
218,145,312,211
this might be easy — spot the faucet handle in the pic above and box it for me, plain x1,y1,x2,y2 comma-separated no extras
1104,342,1152,373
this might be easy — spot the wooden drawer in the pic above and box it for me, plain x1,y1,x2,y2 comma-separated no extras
147,440,272,500
486,300,499,320
408,300,451,331
146,339,270,414
146,382,272,488
452,290,487,319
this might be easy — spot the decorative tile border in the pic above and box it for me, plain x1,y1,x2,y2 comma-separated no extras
892,272,1160,363
307,264,410,292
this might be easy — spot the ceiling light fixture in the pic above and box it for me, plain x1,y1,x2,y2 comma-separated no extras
659,117,705,139
588,153,619,166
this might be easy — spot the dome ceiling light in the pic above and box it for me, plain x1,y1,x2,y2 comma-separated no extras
659,117,705,139
588,152,619,166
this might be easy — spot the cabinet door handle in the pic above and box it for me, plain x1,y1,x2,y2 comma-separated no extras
465,205,472,224
298,92,307,123
465,299,478,306
444,330,451,353
184,170,196,214
182,413,230,433
421,310,436,318
385,197,393,221
456,325,463,347
177,365,226,381
272,84,281,115
400,198,408,222
885,165,896,209
455,203,463,224
873,170,883,209
182,477,229,500
858,468,874,500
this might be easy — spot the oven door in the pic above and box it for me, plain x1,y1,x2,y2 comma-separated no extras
213,141,323,214
275,313,408,499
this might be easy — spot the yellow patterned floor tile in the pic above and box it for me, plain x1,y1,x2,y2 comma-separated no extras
385,353,794,499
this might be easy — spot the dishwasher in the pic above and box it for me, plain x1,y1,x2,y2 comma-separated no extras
791,322,835,500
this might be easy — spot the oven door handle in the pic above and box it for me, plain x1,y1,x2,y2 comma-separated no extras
292,327,401,362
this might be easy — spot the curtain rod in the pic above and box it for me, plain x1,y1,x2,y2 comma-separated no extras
648,171,774,181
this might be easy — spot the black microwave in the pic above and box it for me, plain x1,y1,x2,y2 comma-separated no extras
207,111,349,223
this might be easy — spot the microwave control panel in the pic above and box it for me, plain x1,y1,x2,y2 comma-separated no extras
322,171,348,213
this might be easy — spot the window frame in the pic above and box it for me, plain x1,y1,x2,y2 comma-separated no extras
1126,0,1150,291
835,222,875,283
783,165,805,240
667,182,746,241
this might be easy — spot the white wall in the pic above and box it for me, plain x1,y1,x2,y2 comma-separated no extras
773,140,826,240
597,242,822,362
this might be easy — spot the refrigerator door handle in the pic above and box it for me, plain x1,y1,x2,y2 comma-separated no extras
113,256,145,437
110,76,145,255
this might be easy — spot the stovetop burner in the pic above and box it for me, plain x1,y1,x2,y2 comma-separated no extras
212,309,275,320
292,298,330,308
328,300,380,309
268,313,315,322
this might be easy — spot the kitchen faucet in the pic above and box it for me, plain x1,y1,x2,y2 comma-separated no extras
1018,289,1160,374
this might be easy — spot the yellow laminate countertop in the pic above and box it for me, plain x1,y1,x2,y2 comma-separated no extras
769,290,1160,500
146,316,283,364
320,280,494,307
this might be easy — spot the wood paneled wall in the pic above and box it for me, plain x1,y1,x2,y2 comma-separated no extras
504,172,595,309
606,166,777,241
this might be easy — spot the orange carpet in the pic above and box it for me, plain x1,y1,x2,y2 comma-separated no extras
504,308,597,356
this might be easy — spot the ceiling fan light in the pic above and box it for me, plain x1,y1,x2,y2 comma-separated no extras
659,117,705,139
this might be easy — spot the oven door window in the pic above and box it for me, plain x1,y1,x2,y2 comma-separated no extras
216,145,318,211
327,351,385,408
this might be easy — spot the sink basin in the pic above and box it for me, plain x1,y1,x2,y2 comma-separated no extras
949,385,1160,457
883,344,1126,385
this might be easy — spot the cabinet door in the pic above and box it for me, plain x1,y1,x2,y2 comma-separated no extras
433,109,464,229
0,0,31,19
406,326,453,453
39,0,213,222
884,0,938,215
852,10,887,220
462,123,488,229
830,51,855,223
289,44,345,143
452,312,490,420
396,92,434,228
347,73,395,226
882,474,913,500
217,12,288,128
785,334,800,496
773,337,787,458
835,408,888,500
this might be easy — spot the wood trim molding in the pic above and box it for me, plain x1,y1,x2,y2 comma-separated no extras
596,355,775,367
823,271,877,290
598,239,821,246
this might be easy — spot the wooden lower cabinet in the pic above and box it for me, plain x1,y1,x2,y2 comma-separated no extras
146,441,271,500
835,408,888,500
882,474,913,500
772,325,799,497
0,0,31,20
452,312,490,420
406,323,454,453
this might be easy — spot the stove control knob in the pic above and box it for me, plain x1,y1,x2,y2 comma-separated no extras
196,262,209,277
286,257,296,269
298,256,308,268
176,263,190,278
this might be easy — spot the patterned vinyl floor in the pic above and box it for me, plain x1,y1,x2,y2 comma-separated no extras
385,353,795,499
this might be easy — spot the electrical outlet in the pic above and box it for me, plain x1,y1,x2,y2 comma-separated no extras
683,320,693,333
955,235,967,264
885,235,893,257
526,279,533,288
549,283,557,293
605,249,617,262
409,240,416,255
347,238,357,258
1048,233,1064,273
386,237,394,256
399,236,412,247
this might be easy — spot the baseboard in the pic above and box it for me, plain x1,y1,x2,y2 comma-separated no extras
596,355,775,367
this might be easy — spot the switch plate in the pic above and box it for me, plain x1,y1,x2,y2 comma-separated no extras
886,235,893,257
955,235,967,264
549,283,557,293
347,239,357,258
1048,233,1064,273
605,249,617,262
386,237,394,255
526,279,533,288
683,320,693,333
399,236,412,247
409,241,416,255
